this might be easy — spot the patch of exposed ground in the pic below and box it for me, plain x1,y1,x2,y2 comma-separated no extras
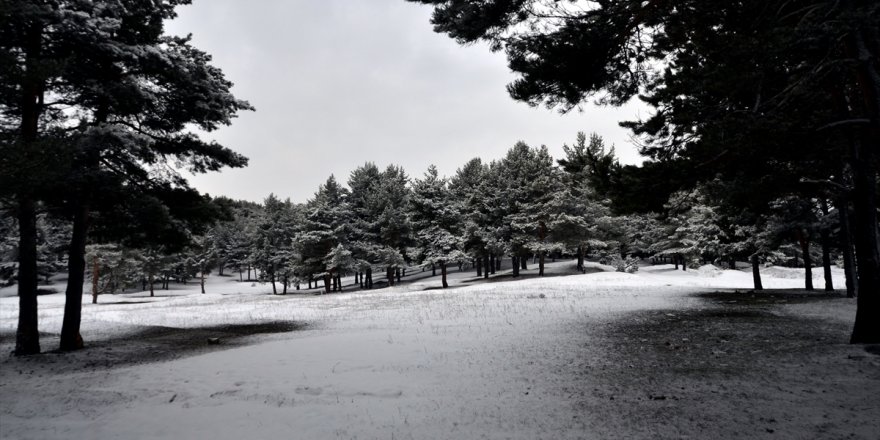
572,293,880,439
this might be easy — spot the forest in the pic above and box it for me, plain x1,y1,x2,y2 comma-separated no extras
0,132,856,303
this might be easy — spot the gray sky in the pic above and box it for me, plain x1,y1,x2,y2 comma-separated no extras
165,0,647,203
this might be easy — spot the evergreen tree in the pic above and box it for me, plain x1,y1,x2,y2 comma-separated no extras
650,189,726,270
1,1,252,353
410,165,466,288
498,142,563,276
448,158,492,276
296,176,350,293
252,194,296,295
347,163,382,288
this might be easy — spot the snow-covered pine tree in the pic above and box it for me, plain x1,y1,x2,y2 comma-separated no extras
410,165,466,288
499,142,563,276
84,244,141,303
296,176,350,293
188,234,217,295
650,189,727,271
324,244,354,292
347,163,382,288
449,158,493,277
251,194,297,295
374,165,413,280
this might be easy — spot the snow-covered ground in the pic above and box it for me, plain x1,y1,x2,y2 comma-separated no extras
1,261,876,439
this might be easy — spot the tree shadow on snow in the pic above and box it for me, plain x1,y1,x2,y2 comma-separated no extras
1,321,310,373
455,265,604,286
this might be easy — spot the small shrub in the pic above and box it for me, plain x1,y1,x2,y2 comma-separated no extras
610,255,639,273
625,256,640,273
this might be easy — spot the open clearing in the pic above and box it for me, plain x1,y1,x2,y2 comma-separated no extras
1,261,878,439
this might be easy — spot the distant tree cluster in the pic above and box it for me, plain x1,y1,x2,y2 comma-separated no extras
19,130,844,303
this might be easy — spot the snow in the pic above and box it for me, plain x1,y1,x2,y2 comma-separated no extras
0,261,873,439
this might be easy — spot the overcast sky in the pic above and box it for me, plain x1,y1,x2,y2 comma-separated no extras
164,0,647,203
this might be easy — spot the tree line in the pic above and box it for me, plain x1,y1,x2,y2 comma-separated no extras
1,130,859,346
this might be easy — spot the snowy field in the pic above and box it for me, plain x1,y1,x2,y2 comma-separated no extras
1,261,877,439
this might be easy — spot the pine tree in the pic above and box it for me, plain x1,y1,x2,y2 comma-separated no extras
296,176,350,293
650,189,727,271
251,194,297,295
498,142,563,276
346,163,382,288
449,158,492,276
410,165,466,288
1,1,252,353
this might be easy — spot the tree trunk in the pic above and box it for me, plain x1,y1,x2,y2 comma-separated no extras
839,197,859,299
520,256,527,270
476,258,482,276
441,261,448,288
817,200,834,291
239,270,242,282
396,267,401,283
60,203,90,350
200,265,206,294
149,272,154,297
577,246,584,271
323,273,331,293
432,263,436,276
539,253,545,276
483,254,489,279
14,22,44,357
797,231,814,291
512,256,520,277
489,255,496,274
751,254,763,291
367,267,373,289
271,271,277,295
91,256,99,305
847,30,880,341
674,256,679,270
14,197,40,355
